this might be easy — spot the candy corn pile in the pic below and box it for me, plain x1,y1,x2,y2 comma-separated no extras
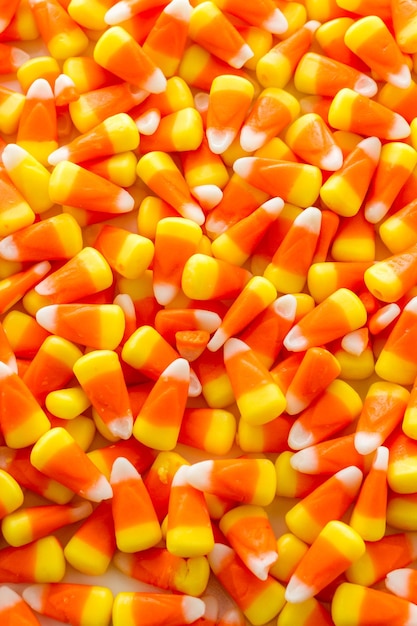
1,0,417,624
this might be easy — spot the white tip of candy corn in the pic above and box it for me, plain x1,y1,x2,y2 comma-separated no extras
35,305,58,328
185,460,214,492
104,1,132,24
358,136,381,160
207,128,236,155
290,447,319,473
233,156,254,178
224,337,250,360
246,551,279,581
262,8,288,35
2,143,27,169
385,568,410,598
262,197,285,216
207,542,233,573
373,445,389,470
189,369,202,397
353,74,378,97
288,421,315,450
115,189,136,213
387,65,412,90
48,146,70,165
386,113,411,140
285,575,313,603
240,126,267,152
83,474,113,501
22,585,43,612
207,327,228,352
0,586,23,610
164,0,193,21
194,310,222,332
153,282,178,306
181,202,206,226
0,236,19,261
228,43,254,69
354,431,382,455
336,466,363,493
285,392,307,416
26,77,54,100
143,67,167,94
283,326,309,352
135,110,160,135
182,596,206,623
364,200,388,224
191,184,223,210
319,144,344,171
110,456,139,485
274,293,297,320
108,415,134,440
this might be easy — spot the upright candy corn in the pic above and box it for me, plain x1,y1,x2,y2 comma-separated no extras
110,457,161,553
223,338,286,425
166,464,214,557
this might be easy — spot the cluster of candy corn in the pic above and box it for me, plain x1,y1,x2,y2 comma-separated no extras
1,0,417,625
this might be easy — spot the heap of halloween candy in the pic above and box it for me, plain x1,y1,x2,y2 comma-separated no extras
1,0,417,624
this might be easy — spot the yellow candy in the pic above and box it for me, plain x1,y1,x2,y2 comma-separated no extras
0,469,24,519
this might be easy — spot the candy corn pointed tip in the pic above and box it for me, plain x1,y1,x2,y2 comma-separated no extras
104,1,132,24
135,110,160,135
283,326,309,352
387,113,411,140
246,550,278,581
385,568,410,597
224,337,250,360
305,20,321,33
262,8,288,35
35,305,58,330
84,474,113,502
0,361,15,380
194,309,222,332
336,465,363,493
285,575,313,603
162,357,191,382
233,156,254,178
207,128,236,155
111,456,140,484
274,294,297,321
0,236,19,261
353,75,378,98
290,447,319,473
115,189,136,213
189,370,202,397
48,146,70,165
262,197,285,216
72,500,94,520
373,445,389,469
288,421,315,450
2,143,28,169
229,43,254,69
387,65,412,90
153,282,179,306
164,0,193,21
208,542,232,571
191,184,223,209
143,68,168,95
354,431,382,455
0,585,20,609
185,459,213,491
319,144,344,171
207,328,228,352
240,127,267,153
359,136,381,161
182,596,206,623
108,415,134,440
297,205,322,233
26,78,54,100
21,585,43,612
181,202,205,226
365,200,388,224
285,392,307,416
